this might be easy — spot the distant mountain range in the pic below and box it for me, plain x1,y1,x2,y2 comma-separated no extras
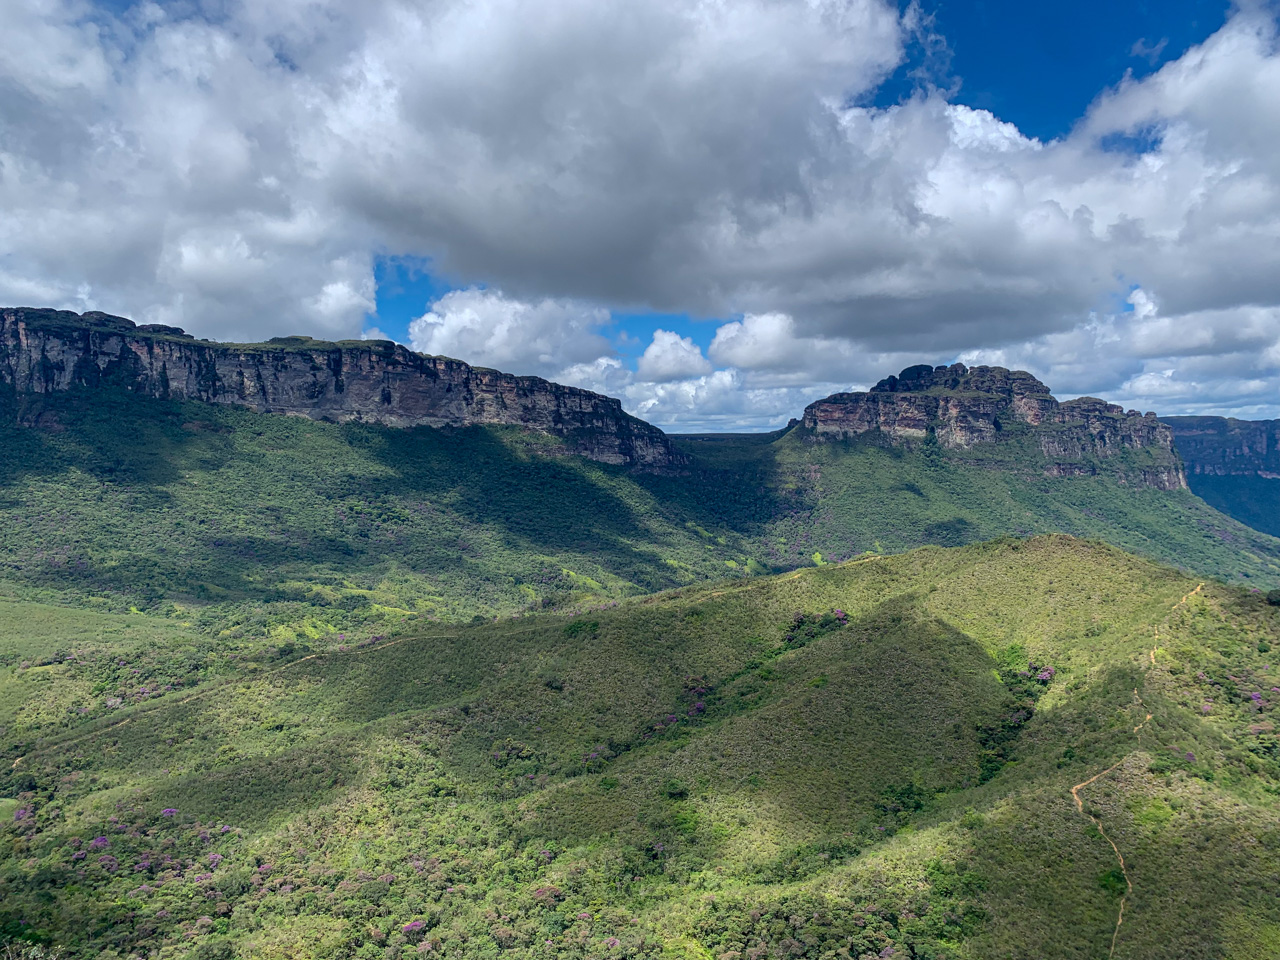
3,307,1189,489
0,307,683,470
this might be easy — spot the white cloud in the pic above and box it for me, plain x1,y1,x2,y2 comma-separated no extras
958,292,1280,417
635,330,712,382
407,288,611,377
554,319,851,430
709,312,866,383
618,368,845,432
2,1,1280,421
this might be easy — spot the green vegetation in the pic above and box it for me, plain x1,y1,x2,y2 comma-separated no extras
1,389,1277,653
1187,474,1280,540
667,429,1280,588
4,389,1280,957
3,537,1280,958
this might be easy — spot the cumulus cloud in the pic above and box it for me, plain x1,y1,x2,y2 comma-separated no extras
958,287,1280,416
636,330,712,382
407,288,610,377
710,313,862,382
557,360,844,432
2,0,1280,421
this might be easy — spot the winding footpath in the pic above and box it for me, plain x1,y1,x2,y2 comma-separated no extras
1068,582,1203,958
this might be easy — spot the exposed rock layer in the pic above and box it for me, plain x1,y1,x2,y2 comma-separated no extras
802,363,1186,490
1163,416,1280,478
0,308,683,469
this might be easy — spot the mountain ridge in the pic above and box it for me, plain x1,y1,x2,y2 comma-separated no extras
0,307,683,470
802,361,1186,491
3,308,1194,492
1163,415,1280,539
1164,415,1280,478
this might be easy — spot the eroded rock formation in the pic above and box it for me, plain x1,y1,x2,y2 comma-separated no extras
1163,416,1280,478
802,363,1186,489
0,308,684,469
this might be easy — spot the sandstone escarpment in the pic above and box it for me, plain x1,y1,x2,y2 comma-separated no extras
802,363,1186,490
1163,416,1280,479
0,308,684,469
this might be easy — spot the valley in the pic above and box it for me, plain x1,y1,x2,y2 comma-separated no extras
2,311,1280,958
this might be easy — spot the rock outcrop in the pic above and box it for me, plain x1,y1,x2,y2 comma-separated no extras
802,363,1186,490
1163,416,1280,478
0,308,684,470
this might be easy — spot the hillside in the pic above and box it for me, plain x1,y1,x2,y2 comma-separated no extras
0,386,1275,658
5,310,1279,619
1165,416,1280,539
3,537,1279,958
2,358,1280,642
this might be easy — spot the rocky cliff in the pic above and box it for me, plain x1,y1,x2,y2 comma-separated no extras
1163,416,1280,478
0,307,684,469
802,363,1186,490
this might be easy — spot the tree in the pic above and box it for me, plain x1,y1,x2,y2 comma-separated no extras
1267,589,1280,606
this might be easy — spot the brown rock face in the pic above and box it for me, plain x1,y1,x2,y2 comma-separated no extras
1163,416,1280,478
802,362,1186,490
0,308,684,470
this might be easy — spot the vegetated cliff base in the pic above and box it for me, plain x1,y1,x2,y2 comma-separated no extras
1164,415,1280,478
1163,416,1280,539
802,362,1186,490
0,307,683,470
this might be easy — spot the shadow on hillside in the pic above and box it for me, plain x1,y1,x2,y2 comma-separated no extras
500,595,1034,848
0,389,728,601
646,432,796,537
0,388,203,489
355,421,754,590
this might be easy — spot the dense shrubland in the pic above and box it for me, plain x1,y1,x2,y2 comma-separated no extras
3,538,1280,958
0,389,1277,655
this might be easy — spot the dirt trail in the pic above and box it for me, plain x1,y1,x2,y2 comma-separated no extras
1070,695,1152,958
1068,582,1202,958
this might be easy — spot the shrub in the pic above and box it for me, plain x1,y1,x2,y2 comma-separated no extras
1266,589,1280,606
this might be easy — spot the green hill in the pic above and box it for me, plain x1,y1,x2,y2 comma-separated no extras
3,537,1279,958
1,388,1278,654
4,376,1280,958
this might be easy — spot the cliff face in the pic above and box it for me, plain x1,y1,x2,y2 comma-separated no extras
802,363,1186,490
0,308,684,470
1163,416,1280,478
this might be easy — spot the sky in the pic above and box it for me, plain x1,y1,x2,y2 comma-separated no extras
3,0,1279,430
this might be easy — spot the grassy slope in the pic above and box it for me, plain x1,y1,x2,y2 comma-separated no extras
0,390,761,629
1,390,1278,650
1186,473,1280,540
664,430,1280,585
3,537,1279,959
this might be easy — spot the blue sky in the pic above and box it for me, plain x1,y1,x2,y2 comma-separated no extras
7,0,1280,427
367,0,1235,357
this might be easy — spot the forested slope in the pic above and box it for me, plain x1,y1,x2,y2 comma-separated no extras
3,538,1279,958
